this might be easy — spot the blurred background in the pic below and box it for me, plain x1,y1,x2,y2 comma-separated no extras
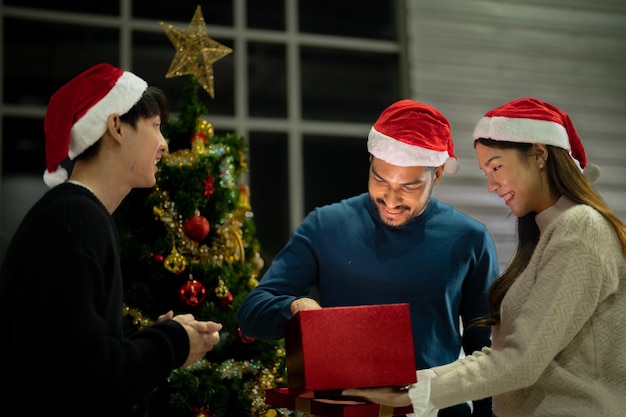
2,0,625,271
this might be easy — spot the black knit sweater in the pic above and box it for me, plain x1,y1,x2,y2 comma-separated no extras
0,183,189,416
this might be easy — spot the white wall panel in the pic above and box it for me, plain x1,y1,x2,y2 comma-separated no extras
406,0,626,270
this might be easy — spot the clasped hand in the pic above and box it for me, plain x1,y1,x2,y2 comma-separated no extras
158,310,223,367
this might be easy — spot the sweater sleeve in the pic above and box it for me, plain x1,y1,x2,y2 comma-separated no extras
237,210,321,339
429,206,620,409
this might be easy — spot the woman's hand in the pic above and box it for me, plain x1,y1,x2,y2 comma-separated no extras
341,386,411,407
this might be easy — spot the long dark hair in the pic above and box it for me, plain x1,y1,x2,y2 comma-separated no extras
473,138,626,326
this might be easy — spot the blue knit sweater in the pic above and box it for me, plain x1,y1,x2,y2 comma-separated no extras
238,193,499,369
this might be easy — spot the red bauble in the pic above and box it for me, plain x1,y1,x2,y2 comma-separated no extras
179,279,207,307
183,214,210,241
152,253,164,263
218,291,234,310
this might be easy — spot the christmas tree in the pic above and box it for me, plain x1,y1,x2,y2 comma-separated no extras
114,6,290,417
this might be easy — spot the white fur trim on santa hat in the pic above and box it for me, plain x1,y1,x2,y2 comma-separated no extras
68,71,147,159
43,166,69,188
368,127,458,173
473,116,570,151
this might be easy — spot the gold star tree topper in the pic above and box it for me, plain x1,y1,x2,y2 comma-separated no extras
160,5,233,98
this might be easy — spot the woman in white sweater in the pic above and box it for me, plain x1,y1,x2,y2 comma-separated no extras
343,97,626,417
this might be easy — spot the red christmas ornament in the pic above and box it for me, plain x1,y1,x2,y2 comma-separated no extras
152,253,164,263
218,291,233,310
179,279,206,307
183,212,210,241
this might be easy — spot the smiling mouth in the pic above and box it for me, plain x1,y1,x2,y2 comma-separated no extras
384,208,404,217
501,191,514,204
380,204,408,218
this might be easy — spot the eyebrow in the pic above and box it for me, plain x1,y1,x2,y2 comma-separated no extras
484,155,502,165
371,165,425,186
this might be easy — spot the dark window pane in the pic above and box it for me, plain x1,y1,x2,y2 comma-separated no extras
2,117,45,176
132,31,235,116
299,0,396,40
3,18,119,106
248,131,290,262
3,1,118,14
249,42,287,118
132,0,233,26
1,175,48,241
248,0,285,30
301,47,401,122
303,134,369,213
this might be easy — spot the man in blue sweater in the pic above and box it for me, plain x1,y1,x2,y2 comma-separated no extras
237,99,498,416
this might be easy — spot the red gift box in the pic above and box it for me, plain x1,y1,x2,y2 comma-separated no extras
266,387,414,417
285,303,416,393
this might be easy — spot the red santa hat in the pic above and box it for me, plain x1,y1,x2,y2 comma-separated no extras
43,62,148,187
367,99,458,174
473,98,598,181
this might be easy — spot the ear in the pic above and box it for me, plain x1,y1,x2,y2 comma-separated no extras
532,143,548,165
433,165,445,184
106,114,124,144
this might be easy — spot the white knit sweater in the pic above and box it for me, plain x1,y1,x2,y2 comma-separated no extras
429,197,626,416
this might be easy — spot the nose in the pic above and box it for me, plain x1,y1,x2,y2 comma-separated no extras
486,175,498,193
159,133,169,153
384,187,403,207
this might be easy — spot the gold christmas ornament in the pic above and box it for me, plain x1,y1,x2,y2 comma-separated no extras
246,276,259,291
214,279,229,298
251,252,265,272
164,246,188,274
159,5,233,98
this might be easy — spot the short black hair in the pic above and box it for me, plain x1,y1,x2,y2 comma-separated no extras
120,86,169,128
77,86,169,162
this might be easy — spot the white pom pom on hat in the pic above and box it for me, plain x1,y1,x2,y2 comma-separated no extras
473,97,599,182
43,62,148,187
367,99,458,174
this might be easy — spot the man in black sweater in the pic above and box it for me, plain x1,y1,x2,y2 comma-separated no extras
0,63,222,416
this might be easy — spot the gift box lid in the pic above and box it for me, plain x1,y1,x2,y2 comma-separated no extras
285,303,417,392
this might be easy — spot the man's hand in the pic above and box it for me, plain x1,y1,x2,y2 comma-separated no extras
158,311,223,367
290,297,322,316
180,320,222,367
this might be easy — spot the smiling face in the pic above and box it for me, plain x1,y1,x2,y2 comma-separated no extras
367,156,442,228
475,141,554,217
